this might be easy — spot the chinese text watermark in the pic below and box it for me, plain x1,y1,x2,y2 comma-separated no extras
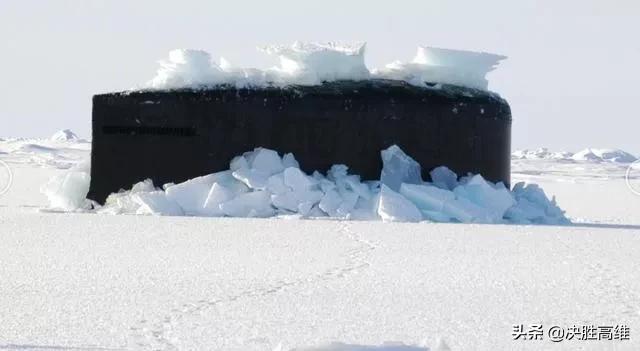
513,324,630,342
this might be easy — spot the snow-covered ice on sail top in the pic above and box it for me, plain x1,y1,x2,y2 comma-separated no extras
145,42,506,91
261,42,370,86
372,46,506,90
148,49,228,90
147,42,369,89
42,145,568,225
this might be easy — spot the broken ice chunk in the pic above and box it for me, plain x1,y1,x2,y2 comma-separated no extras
306,204,328,218
349,194,381,221
297,202,314,216
380,145,422,191
130,179,157,193
345,175,372,200
421,209,453,222
266,173,290,195
283,167,318,192
209,170,250,194
232,167,270,190
377,184,422,222
429,166,458,190
202,183,235,216
165,177,213,215
134,191,184,216
282,152,300,169
220,191,275,217
319,189,343,217
452,174,515,221
327,164,349,182
365,180,381,193
504,197,545,224
441,196,494,223
249,148,284,175
271,189,323,213
509,182,569,224
319,178,337,193
336,190,360,217
301,190,325,205
41,171,91,210
399,183,455,212
312,171,325,182
230,155,249,171
99,179,156,214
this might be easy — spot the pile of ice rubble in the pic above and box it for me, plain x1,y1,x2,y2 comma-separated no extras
42,145,568,225
512,147,637,163
147,42,505,91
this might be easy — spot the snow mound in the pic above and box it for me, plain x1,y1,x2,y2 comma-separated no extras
513,147,637,163
13,144,59,154
372,46,506,90
512,148,573,160
44,145,568,225
144,42,504,91
1,138,90,169
50,129,80,142
571,148,637,163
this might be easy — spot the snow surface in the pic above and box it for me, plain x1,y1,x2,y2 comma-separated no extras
0,133,89,169
2,136,640,350
145,42,505,91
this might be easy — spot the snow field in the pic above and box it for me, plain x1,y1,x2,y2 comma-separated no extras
2,133,640,350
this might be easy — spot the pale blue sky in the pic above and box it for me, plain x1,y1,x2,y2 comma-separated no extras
1,0,638,154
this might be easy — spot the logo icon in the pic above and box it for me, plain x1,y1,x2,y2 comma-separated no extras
626,160,640,196
0,160,12,197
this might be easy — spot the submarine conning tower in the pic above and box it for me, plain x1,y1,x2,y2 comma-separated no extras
88,79,511,204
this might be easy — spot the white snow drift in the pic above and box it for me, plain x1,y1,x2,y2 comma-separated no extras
571,148,637,163
0,130,89,169
50,129,82,142
512,147,637,163
42,145,568,225
146,42,505,91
